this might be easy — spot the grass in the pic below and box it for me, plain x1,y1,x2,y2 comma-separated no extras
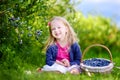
0,50,120,80
0,68,119,80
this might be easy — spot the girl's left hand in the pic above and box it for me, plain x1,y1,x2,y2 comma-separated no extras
61,59,70,67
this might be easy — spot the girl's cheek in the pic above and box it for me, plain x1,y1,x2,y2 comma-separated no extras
52,31,55,35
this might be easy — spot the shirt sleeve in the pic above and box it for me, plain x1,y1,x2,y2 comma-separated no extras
70,42,82,65
45,46,57,66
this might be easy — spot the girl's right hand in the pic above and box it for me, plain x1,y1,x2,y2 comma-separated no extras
55,60,65,66
56,59,70,67
61,59,70,67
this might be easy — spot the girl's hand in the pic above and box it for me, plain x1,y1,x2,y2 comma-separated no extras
61,59,70,67
55,60,65,66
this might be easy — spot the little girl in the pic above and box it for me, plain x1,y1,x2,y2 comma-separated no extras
41,16,82,74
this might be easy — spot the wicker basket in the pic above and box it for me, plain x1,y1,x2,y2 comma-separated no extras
80,44,114,73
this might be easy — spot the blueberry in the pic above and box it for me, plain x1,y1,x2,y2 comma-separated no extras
36,30,42,36
83,58,110,67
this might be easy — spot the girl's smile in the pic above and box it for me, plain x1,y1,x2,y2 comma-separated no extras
51,21,68,41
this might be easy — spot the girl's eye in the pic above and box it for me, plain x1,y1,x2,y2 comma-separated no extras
51,28,56,31
58,27,61,29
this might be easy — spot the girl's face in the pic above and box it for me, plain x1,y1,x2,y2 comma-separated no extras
50,20,68,41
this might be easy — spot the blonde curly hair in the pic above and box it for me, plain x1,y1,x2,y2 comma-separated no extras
45,16,79,49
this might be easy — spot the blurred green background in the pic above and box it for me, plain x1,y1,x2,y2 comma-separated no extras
0,0,120,80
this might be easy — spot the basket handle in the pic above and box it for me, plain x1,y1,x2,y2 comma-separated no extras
81,44,113,63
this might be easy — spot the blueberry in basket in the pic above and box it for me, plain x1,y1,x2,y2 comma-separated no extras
83,58,110,67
